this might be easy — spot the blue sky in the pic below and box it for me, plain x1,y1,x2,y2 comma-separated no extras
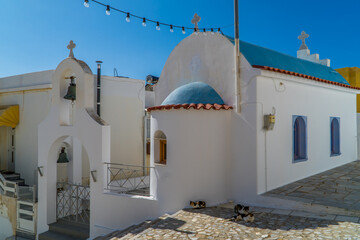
0,0,359,80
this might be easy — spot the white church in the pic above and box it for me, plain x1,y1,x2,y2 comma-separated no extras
0,26,358,239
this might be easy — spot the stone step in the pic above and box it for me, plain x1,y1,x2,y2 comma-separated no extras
38,231,84,240
11,178,25,185
3,173,20,181
15,230,36,240
48,220,89,239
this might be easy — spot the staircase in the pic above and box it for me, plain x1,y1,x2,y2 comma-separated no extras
38,220,89,240
0,171,37,239
0,170,28,186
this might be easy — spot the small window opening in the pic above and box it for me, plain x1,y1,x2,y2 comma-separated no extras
293,116,307,162
330,117,340,156
154,130,167,165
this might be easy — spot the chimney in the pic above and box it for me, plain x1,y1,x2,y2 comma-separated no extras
296,31,330,67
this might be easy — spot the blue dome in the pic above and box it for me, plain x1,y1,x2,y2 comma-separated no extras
161,82,224,105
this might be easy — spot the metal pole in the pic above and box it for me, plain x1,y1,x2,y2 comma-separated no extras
234,0,241,113
96,61,103,116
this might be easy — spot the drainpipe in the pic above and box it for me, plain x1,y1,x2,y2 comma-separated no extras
143,111,148,175
96,61,103,116
234,0,241,113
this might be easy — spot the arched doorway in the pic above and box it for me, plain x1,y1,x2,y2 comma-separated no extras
48,136,91,226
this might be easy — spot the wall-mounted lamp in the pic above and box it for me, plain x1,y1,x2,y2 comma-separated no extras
37,166,44,177
91,170,97,182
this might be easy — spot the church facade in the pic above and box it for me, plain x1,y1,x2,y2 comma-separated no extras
0,30,358,239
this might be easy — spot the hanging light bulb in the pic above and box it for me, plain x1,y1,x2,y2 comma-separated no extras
84,0,89,8
170,25,174,33
142,18,147,27
106,5,110,15
126,13,130,22
211,28,214,35
182,27,186,34
156,22,160,31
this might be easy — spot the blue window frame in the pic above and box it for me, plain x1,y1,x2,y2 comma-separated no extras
293,115,307,162
330,117,340,156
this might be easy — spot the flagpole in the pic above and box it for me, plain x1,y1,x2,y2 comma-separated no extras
234,0,241,113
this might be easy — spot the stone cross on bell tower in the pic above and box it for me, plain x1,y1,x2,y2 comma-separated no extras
298,31,309,50
67,40,76,58
191,13,201,30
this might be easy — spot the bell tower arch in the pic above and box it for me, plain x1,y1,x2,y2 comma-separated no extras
37,41,110,234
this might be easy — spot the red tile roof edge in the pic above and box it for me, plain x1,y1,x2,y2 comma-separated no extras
147,103,233,112
253,65,360,90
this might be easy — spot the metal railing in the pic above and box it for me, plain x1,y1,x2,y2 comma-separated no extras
17,190,37,234
0,172,38,235
105,163,153,196
56,182,90,224
0,172,18,198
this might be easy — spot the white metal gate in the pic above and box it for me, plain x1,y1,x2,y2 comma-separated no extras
56,182,90,224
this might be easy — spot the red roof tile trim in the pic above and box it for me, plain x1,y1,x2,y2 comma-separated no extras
147,103,233,112
253,65,360,90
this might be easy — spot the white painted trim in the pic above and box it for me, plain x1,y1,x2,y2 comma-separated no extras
103,192,157,200
259,70,360,94
0,84,52,93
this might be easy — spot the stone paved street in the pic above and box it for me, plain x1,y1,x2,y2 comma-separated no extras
265,160,360,210
102,206,360,240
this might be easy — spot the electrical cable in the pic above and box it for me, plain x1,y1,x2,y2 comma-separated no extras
84,0,234,33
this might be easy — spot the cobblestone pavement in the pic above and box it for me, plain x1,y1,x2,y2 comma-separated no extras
105,207,360,240
265,160,360,210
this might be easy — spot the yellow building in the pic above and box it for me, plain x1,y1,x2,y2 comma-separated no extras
336,67,360,112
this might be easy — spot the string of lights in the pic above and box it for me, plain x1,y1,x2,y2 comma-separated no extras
83,0,233,34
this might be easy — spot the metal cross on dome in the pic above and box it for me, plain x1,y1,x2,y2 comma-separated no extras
191,13,201,30
298,31,309,50
67,40,76,58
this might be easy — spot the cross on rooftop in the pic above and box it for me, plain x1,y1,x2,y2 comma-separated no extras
298,31,309,50
191,13,201,30
67,40,76,58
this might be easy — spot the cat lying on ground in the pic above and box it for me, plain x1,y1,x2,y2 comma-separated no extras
234,204,250,215
231,204,254,223
190,200,206,209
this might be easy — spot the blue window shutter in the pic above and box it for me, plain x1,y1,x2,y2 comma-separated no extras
330,117,340,156
293,115,307,162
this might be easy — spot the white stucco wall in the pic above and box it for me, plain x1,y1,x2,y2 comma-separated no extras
145,91,155,108
154,33,236,106
0,70,53,90
151,109,232,212
0,76,52,186
101,76,145,166
256,72,358,193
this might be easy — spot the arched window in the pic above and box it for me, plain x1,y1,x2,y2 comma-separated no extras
330,117,340,156
154,130,167,165
293,116,307,162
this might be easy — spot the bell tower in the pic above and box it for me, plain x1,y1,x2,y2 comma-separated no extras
37,40,110,234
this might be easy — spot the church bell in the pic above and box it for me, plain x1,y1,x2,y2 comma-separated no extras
57,147,69,163
64,76,76,101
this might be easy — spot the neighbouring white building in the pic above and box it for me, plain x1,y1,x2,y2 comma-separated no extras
0,28,358,239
